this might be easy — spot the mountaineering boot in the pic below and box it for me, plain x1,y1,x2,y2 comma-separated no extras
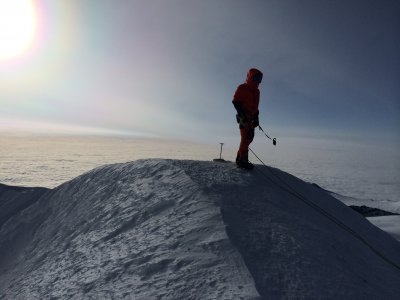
236,160,254,170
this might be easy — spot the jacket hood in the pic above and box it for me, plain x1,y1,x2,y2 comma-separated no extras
246,68,263,85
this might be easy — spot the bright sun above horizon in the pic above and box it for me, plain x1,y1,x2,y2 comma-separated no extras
0,0,37,60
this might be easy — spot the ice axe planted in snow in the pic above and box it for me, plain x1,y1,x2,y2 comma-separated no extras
258,126,277,146
213,143,227,162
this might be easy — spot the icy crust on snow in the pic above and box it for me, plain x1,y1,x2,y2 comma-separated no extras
1,159,400,299
0,160,259,299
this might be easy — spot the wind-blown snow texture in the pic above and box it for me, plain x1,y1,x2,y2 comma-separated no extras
0,159,400,299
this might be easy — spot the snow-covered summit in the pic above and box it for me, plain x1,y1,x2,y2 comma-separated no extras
1,159,400,299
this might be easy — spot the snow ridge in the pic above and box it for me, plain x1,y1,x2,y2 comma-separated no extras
1,159,400,299
0,184,49,229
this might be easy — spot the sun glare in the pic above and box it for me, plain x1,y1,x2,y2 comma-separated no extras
0,0,37,61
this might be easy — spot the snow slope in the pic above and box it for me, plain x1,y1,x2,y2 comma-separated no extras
329,189,400,215
0,159,399,299
317,185,400,243
0,183,49,229
367,216,400,242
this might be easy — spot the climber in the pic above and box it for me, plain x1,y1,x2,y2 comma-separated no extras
232,68,263,170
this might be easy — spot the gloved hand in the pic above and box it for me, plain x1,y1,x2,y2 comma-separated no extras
236,113,247,124
237,114,254,129
244,121,254,129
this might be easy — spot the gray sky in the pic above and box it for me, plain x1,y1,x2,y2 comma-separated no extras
1,0,399,143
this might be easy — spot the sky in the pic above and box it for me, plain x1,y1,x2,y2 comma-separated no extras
0,0,399,145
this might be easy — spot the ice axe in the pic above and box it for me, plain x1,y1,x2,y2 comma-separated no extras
258,126,277,146
213,142,227,162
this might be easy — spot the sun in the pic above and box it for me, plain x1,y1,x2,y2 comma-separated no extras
0,0,37,61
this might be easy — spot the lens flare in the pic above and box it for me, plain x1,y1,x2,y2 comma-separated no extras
0,0,37,60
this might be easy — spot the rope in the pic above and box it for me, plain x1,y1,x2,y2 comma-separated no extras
248,147,400,272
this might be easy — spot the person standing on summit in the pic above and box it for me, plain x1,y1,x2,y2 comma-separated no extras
232,68,263,170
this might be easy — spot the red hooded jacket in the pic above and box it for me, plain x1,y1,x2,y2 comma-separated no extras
232,68,262,120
